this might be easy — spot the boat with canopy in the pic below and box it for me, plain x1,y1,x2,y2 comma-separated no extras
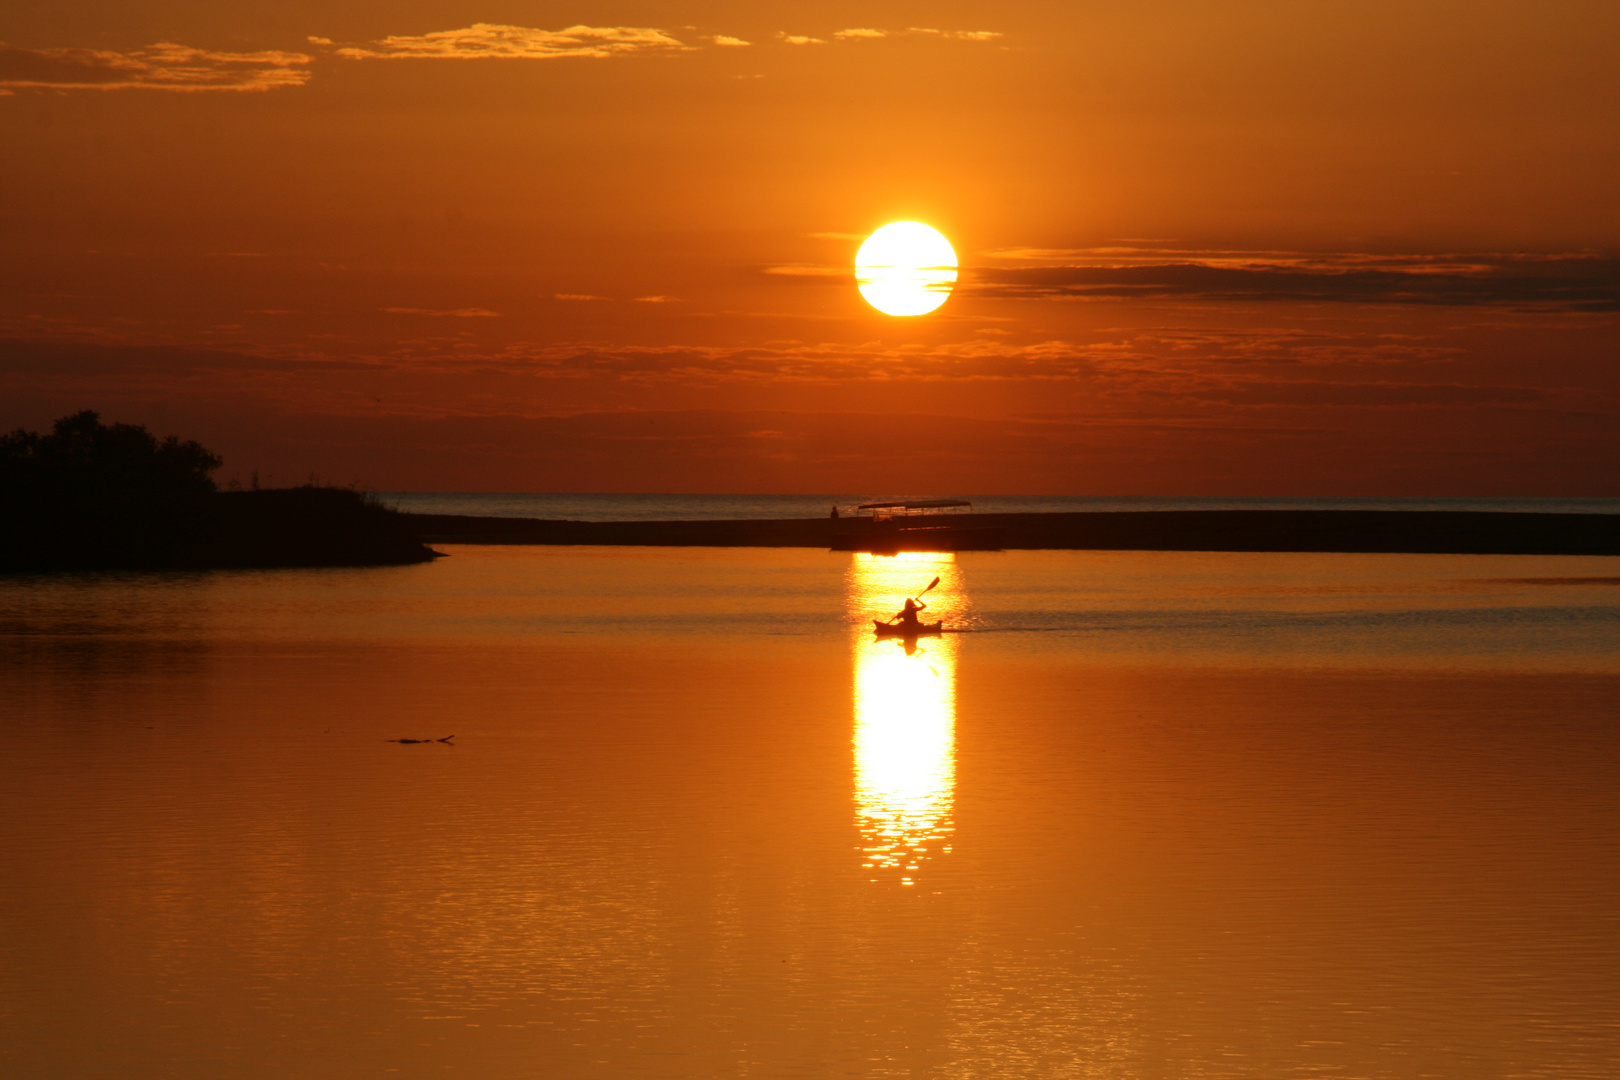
852,499,972,520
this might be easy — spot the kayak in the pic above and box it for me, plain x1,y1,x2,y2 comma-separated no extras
873,620,943,637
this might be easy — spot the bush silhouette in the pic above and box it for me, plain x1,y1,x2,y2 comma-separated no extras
1,412,434,570
0,410,221,504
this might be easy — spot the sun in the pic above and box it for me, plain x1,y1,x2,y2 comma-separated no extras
854,222,958,317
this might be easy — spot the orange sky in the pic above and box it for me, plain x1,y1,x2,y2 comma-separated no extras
2,2,1617,493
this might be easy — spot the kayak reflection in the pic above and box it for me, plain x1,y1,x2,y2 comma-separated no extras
849,553,961,886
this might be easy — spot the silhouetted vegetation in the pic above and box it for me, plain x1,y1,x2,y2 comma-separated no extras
1,412,438,571
1,410,222,501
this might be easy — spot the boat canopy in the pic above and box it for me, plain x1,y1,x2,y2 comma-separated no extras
853,499,972,518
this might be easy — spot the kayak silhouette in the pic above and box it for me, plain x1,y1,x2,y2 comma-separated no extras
873,619,943,638
873,576,946,639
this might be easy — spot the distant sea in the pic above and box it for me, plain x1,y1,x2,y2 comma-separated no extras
374,492,1620,522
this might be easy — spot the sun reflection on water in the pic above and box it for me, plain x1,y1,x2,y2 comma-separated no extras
849,553,962,886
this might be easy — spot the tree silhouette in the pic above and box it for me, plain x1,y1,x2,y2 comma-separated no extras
1,411,223,568
1,411,433,570
0,410,221,503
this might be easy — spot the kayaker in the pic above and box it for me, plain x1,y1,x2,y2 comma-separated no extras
889,596,927,629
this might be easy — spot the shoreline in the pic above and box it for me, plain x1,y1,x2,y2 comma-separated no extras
1,488,440,573
403,509,1620,556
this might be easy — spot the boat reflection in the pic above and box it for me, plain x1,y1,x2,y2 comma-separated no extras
849,553,961,886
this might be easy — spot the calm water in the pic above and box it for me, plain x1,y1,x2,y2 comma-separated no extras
3,547,1619,1079
374,493,1620,521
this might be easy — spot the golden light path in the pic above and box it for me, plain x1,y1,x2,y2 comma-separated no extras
854,221,958,316
848,552,962,886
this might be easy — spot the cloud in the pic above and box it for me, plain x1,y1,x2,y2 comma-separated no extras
4,333,1608,493
777,34,826,46
983,247,1521,273
331,24,691,60
764,264,851,278
708,35,751,47
967,249,1620,311
461,339,1092,384
2,337,1602,499
634,296,680,303
0,328,1588,418
1102,327,1463,367
911,29,1003,41
1181,380,1550,408
816,27,1004,43
0,41,312,92
400,332,1476,388
554,294,610,302
0,339,369,377
382,307,501,317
